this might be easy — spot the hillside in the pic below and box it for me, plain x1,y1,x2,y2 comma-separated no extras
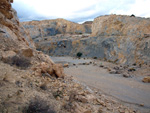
0,0,139,113
21,19,92,40
29,15,150,65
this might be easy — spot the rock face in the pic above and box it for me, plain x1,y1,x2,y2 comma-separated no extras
21,19,92,40
34,15,150,65
91,15,150,37
0,0,65,78
0,0,35,48
91,15,150,64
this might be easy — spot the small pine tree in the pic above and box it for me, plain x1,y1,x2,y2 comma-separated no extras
76,52,82,58
130,14,135,17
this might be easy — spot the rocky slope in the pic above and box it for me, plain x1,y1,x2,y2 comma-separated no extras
34,15,150,65
0,0,35,49
91,15,150,64
21,19,92,40
0,0,65,77
0,1,139,113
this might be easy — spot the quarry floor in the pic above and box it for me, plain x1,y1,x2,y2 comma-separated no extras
51,56,150,112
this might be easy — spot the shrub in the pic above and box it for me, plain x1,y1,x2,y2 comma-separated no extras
93,57,97,59
25,97,55,113
3,55,31,69
76,52,82,58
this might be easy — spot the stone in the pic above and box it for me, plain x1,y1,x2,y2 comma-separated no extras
109,70,117,74
128,68,136,72
75,93,96,104
142,76,150,83
63,63,69,67
53,64,66,78
33,62,65,78
98,107,103,113
99,65,104,67
85,94,96,102
123,73,130,78
75,95,88,103
107,68,111,72
16,89,24,95
140,103,144,106
73,64,76,66
114,66,120,70
8,93,13,98
71,102,87,113
96,99,106,106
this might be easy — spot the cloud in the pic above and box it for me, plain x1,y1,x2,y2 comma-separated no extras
12,0,40,21
12,0,150,23
110,0,150,17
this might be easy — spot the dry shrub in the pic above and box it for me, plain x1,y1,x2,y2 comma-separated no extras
3,55,31,69
25,97,55,113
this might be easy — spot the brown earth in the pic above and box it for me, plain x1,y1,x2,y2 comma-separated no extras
52,56,150,113
0,0,149,113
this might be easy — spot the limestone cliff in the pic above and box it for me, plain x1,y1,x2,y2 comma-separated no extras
35,15,150,65
21,19,92,40
91,15,150,37
91,15,150,64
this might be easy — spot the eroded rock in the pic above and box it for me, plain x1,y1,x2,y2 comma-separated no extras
142,76,150,83
33,62,65,78
122,73,131,78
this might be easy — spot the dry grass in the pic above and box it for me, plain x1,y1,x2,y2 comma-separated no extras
24,97,55,113
3,55,31,69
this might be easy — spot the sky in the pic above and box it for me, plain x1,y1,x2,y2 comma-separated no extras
12,0,150,23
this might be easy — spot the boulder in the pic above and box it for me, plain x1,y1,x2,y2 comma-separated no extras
34,62,65,78
142,77,150,83
122,73,130,78
53,64,65,78
63,63,69,67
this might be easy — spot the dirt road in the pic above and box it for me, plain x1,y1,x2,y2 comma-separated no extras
51,57,150,112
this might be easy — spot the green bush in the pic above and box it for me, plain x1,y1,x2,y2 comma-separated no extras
93,57,97,59
76,52,82,58
130,14,135,17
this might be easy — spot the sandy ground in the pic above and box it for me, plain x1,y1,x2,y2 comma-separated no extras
51,56,150,112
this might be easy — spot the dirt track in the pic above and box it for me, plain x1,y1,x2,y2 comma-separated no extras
51,57,150,112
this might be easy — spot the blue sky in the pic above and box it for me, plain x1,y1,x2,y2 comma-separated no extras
12,0,150,23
